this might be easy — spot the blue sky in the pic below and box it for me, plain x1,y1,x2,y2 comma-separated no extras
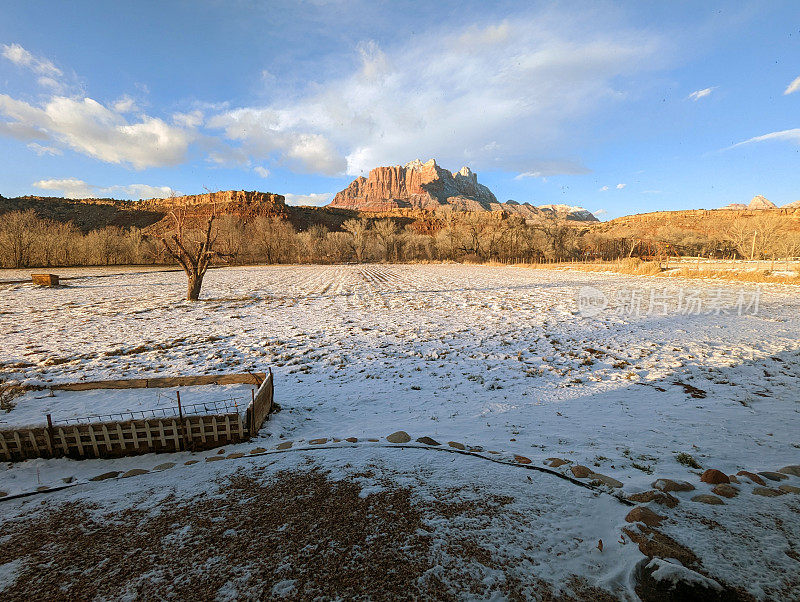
0,1,798,219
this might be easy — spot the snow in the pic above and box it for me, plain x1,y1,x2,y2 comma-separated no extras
646,558,722,591
2,384,256,428
1,264,798,597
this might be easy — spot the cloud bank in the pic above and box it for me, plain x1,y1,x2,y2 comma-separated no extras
33,178,177,200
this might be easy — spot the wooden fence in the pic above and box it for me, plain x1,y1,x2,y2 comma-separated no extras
0,370,274,462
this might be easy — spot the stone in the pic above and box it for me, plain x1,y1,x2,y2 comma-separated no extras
752,487,785,497
625,506,666,527
468,446,484,452
778,485,800,494
153,462,176,471
90,471,121,481
62,476,75,483
386,431,411,444
570,465,592,478
36,486,49,492
758,471,788,481
250,447,267,454
590,473,623,488
309,438,328,445
700,469,729,485
277,441,293,450
184,460,199,465
545,458,569,468
0,491,7,497
367,438,379,442
652,478,695,493
778,465,800,477
416,436,440,446
121,469,149,478
227,452,245,459
206,456,226,462
333,438,342,443
345,437,358,443
736,470,766,486
711,484,739,498
627,490,680,508
728,475,740,484
514,455,532,464
448,441,466,450
691,494,724,505
217,448,226,454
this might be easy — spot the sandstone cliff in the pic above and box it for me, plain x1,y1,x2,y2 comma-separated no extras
141,190,288,216
329,159,497,211
329,159,598,221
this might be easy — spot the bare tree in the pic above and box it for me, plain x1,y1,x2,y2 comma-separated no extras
161,209,222,300
342,218,370,263
373,219,398,262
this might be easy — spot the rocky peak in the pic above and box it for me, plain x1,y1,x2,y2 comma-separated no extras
329,159,497,211
748,195,777,210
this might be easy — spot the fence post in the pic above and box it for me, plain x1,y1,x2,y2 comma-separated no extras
46,413,56,458
176,390,186,451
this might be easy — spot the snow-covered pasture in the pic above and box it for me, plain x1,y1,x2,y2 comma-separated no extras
0,264,798,598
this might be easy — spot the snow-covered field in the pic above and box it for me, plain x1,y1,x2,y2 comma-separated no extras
1,264,798,599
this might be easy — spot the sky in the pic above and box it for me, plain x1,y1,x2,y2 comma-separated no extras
0,1,798,220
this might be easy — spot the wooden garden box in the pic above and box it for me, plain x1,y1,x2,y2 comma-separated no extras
31,273,59,286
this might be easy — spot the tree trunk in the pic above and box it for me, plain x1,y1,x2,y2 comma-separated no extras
187,273,204,301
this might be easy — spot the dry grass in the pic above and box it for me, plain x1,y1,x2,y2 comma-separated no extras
521,258,800,285
0,466,618,601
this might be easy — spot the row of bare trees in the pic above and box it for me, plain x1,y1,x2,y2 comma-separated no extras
2,209,799,272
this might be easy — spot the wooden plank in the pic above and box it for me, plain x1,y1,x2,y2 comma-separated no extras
88,425,100,457
13,431,24,460
27,430,39,456
224,415,231,441
158,420,167,449
74,426,85,456
212,416,219,442
144,420,154,449
101,424,113,453
0,432,10,461
199,417,207,444
116,423,126,451
51,372,266,392
131,421,140,450
58,427,69,454
170,420,180,450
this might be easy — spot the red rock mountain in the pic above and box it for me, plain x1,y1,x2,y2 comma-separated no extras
329,159,599,221
329,159,497,211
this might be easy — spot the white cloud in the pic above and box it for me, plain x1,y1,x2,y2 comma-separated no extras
254,166,270,178
726,128,800,150
208,9,664,176
33,178,177,200
0,95,194,169
112,96,138,113
283,192,333,206
784,76,800,95
592,209,607,216
514,161,590,180
27,142,62,156
2,43,62,77
688,87,716,101
173,110,204,128
599,185,609,191
616,183,626,189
